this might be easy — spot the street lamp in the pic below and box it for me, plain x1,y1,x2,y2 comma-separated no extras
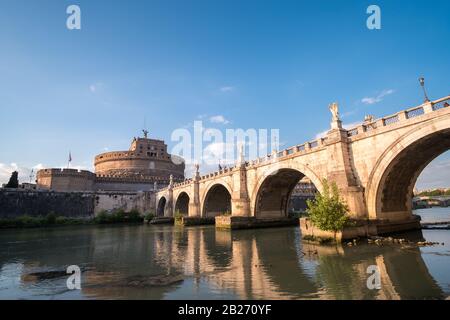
419,77,430,103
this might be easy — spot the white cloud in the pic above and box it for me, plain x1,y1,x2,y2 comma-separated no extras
219,86,235,93
361,89,395,105
209,115,230,125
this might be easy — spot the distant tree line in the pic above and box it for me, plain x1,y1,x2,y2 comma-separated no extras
417,189,450,197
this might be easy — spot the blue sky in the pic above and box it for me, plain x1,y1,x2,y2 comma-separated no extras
0,0,449,189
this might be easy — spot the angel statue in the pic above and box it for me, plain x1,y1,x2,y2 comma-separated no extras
329,102,340,122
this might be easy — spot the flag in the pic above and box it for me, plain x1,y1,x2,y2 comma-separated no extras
69,152,72,162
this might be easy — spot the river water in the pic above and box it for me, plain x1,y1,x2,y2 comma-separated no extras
0,208,449,300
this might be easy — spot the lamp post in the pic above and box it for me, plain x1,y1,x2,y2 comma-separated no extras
419,77,430,103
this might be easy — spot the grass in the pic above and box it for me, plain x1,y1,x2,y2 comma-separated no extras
0,209,144,229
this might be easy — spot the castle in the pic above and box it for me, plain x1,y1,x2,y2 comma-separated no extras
36,131,185,192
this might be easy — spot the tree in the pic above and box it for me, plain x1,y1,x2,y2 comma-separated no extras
5,171,19,188
306,179,349,238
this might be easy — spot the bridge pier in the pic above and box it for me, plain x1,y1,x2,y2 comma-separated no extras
300,215,421,242
325,123,368,219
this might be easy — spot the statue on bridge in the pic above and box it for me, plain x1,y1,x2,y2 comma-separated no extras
329,102,340,122
329,102,342,130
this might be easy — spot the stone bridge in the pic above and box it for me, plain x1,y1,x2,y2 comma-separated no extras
156,95,450,233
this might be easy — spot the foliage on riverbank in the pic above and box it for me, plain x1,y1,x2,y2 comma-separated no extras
93,209,142,224
143,212,155,222
0,209,144,229
306,179,349,237
0,213,87,229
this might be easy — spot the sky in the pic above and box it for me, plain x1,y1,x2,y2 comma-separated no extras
0,0,449,190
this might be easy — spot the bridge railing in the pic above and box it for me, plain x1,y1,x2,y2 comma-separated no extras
347,95,450,137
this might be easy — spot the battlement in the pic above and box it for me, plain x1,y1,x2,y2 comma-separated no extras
95,174,180,183
37,168,96,178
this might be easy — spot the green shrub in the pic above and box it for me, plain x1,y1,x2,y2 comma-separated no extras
306,179,349,239
46,213,57,225
94,209,143,224
94,210,110,224
144,211,155,221
127,209,142,222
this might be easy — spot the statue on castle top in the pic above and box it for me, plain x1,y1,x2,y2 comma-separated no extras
329,102,340,122
142,129,149,139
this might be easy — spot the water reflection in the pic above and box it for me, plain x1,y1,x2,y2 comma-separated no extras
0,225,448,299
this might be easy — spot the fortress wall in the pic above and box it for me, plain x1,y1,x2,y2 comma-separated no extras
94,191,155,215
0,189,156,219
0,189,95,218
37,169,95,192
95,181,157,192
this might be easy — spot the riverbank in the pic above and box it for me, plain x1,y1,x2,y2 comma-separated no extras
0,209,145,229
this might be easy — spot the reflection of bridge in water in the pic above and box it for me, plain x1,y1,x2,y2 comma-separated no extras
2,225,444,299
162,227,444,299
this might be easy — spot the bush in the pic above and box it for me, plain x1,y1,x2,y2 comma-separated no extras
127,209,142,222
45,213,57,225
144,211,155,221
94,210,110,224
306,179,349,239
94,209,143,224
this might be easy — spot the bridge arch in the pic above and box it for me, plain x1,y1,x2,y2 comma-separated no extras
174,192,190,216
156,196,167,217
252,163,323,218
366,114,450,220
201,182,232,217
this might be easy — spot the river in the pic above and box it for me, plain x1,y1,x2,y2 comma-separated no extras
0,208,449,300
